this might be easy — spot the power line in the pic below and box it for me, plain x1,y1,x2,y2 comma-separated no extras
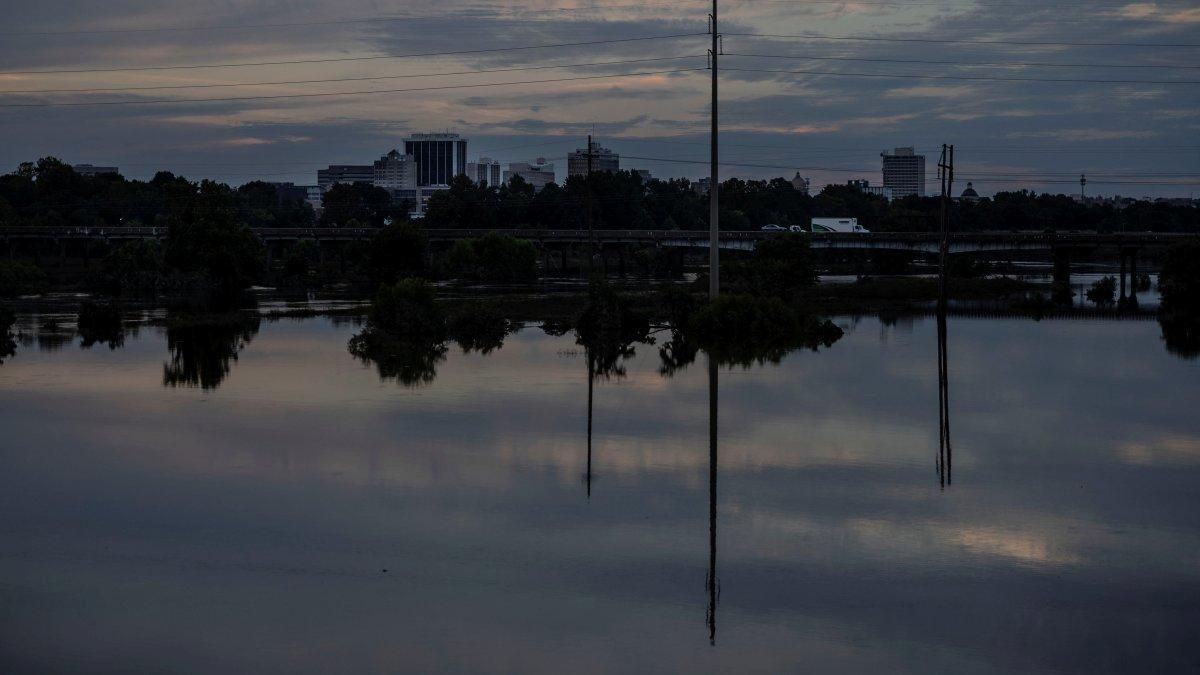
723,52,1200,71
620,154,1200,181
0,68,708,108
0,56,703,94
0,4,704,37
0,32,708,76
722,65,1200,85
726,31,1200,49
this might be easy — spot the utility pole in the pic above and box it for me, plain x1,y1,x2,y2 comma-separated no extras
709,0,720,300
586,134,595,272
937,144,954,303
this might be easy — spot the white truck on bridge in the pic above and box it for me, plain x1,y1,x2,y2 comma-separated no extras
810,218,869,234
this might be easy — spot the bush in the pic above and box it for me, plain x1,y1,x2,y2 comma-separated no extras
0,261,48,297
444,233,538,282
1086,276,1117,307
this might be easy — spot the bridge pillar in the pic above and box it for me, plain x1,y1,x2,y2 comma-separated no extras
1119,250,1127,301
1128,248,1140,308
1052,247,1073,306
1052,247,1071,285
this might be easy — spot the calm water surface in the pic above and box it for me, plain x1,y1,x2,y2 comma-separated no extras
1,311,1198,673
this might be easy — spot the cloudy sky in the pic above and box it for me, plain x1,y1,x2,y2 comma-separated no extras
0,0,1197,196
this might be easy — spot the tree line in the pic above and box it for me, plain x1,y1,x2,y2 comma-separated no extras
3,157,1196,233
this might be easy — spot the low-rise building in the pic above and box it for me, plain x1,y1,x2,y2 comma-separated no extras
73,164,119,177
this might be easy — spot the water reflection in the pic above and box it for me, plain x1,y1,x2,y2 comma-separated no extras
2,310,1199,673
937,308,953,488
706,356,720,645
1159,312,1200,360
0,307,14,364
162,313,261,390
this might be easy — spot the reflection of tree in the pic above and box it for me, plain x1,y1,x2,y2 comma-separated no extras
659,295,843,374
78,300,125,350
348,286,514,387
574,282,651,379
0,306,15,364
163,313,261,390
1159,313,1200,361
348,329,448,387
447,303,511,355
657,330,699,377
1158,241,1200,361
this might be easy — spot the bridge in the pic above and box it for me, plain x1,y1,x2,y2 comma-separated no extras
0,226,1190,254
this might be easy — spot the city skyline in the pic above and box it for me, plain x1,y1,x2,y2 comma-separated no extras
0,1,1196,198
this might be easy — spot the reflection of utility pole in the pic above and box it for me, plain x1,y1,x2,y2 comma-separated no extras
708,0,721,300
705,355,719,645
586,348,594,498
936,309,953,489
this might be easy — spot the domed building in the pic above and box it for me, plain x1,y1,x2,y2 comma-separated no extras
960,181,980,203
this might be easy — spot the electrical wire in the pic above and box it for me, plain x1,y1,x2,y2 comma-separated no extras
722,65,1200,85
725,31,1200,49
0,56,704,94
0,33,709,76
0,68,708,108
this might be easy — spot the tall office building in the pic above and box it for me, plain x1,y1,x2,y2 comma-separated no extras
880,147,925,198
403,133,468,187
317,165,373,192
567,142,619,177
504,159,556,192
372,149,417,191
466,157,503,187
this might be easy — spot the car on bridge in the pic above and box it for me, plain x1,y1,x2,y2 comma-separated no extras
760,224,786,232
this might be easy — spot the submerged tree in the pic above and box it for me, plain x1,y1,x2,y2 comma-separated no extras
77,300,124,349
162,312,261,390
348,278,451,386
1086,276,1117,307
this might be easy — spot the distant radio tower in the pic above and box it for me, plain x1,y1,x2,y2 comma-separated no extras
1080,173,1087,199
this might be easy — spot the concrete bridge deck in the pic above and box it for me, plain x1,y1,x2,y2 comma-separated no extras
0,226,1190,253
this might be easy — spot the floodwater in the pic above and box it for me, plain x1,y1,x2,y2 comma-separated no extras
1,308,1198,673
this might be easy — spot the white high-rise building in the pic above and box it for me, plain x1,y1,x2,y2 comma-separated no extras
466,157,503,187
881,147,926,198
504,159,556,192
372,150,417,191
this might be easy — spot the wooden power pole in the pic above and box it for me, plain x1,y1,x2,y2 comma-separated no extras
709,0,720,299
